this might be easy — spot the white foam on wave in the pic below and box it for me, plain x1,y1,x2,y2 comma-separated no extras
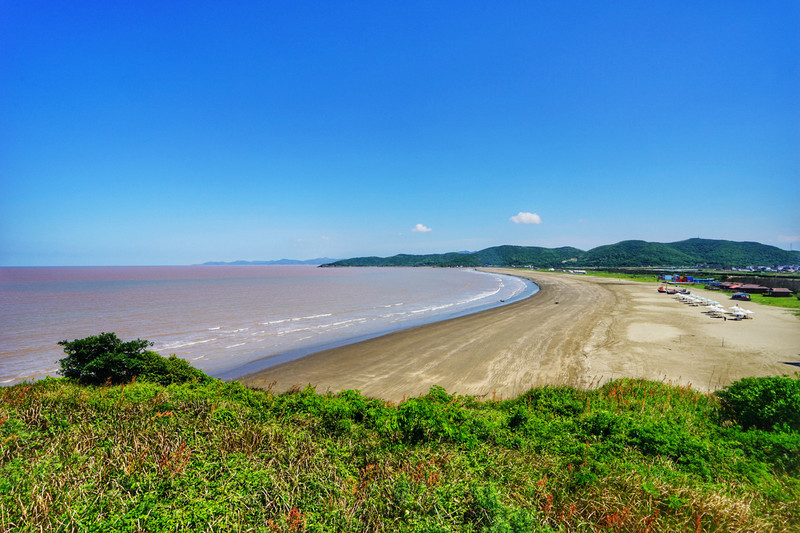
262,313,332,326
400,272,528,319
315,318,369,329
379,311,409,319
159,337,219,350
274,327,312,337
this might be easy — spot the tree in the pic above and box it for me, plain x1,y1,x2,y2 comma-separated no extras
58,332,152,384
57,332,209,385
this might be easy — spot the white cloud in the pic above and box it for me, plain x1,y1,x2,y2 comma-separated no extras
510,212,542,224
412,223,432,233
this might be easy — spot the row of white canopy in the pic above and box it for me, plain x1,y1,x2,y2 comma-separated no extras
675,293,754,319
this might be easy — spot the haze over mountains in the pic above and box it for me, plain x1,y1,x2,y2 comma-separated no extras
322,239,800,269
202,258,339,266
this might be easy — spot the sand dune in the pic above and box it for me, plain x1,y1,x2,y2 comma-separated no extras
239,269,800,401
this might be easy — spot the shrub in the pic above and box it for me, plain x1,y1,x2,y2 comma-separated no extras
716,375,800,431
629,421,712,478
468,484,553,533
141,351,210,385
726,427,800,475
516,386,585,418
57,332,209,386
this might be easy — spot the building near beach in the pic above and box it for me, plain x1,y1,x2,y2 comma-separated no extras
767,288,792,297
738,284,769,294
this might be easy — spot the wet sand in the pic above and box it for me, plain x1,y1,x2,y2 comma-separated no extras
239,269,800,401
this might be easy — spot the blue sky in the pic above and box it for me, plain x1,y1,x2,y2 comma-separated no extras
2,1,798,266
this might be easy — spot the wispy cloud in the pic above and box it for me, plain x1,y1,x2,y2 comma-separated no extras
412,223,432,233
510,212,542,224
778,235,800,243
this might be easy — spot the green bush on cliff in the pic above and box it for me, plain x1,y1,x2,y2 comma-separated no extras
715,374,800,431
58,332,209,386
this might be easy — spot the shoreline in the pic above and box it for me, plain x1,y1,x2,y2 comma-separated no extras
216,269,538,381
239,269,800,402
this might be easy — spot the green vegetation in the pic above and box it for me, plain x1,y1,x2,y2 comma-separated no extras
58,332,211,386
534,270,800,311
2,364,799,530
744,293,800,311
669,239,798,268
561,270,659,283
324,238,800,269
717,375,800,431
580,240,696,267
326,246,583,269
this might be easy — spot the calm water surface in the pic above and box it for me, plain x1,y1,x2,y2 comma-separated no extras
0,266,536,384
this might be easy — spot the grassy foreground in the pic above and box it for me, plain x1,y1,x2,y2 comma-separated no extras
2,377,799,532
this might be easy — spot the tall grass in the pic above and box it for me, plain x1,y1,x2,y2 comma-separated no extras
1,376,798,532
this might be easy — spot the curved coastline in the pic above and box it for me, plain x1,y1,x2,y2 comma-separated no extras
218,269,538,381
236,268,584,398
239,269,800,402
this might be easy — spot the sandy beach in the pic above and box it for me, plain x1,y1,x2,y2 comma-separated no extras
239,269,800,402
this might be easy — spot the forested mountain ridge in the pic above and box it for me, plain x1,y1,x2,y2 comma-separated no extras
324,239,800,268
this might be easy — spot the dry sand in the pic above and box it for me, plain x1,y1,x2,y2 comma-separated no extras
239,269,800,401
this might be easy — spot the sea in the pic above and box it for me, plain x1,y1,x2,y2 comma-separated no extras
0,266,537,385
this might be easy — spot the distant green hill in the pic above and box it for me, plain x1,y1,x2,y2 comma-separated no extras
668,238,798,267
326,246,583,268
473,245,584,267
324,239,800,268
580,240,696,267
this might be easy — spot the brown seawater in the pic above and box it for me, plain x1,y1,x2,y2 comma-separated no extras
0,266,535,384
